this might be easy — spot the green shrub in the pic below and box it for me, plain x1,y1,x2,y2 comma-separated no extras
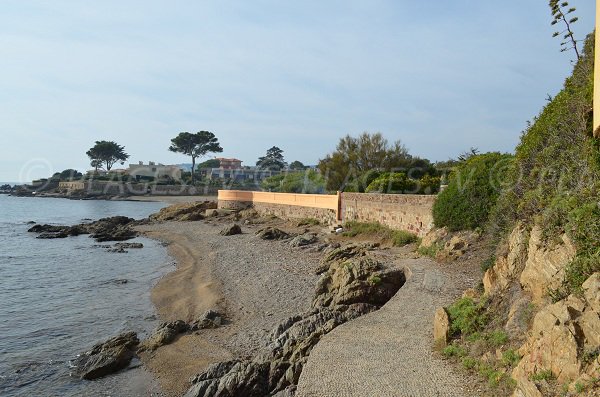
261,170,326,194
365,172,416,194
297,218,320,226
446,297,488,336
462,357,478,369
442,344,467,358
365,172,440,194
501,349,521,367
486,330,509,347
488,34,599,294
391,230,418,246
432,152,513,231
530,369,555,382
417,243,440,258
342,221,417,247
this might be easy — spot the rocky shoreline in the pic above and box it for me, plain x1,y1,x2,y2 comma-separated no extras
35,201,411,397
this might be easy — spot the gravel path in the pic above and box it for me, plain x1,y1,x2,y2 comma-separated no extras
296,254,480,397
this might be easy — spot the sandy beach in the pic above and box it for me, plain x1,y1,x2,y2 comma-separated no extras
136,216,324,396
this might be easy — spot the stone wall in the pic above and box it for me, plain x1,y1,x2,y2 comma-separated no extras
218,190,436,234
218,199,338,224
341,193,436,237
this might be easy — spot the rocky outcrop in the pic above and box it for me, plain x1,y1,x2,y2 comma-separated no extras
511,272,600,396
519,226,577,304
312,256,405,308
184,304,376,397
72,331,139,380
184,247,404,397
138,321,189,352
483,224,529,295
192,310,224,330
220,224,242,236
435,231,478,262
28,216,137,242
256,227,291,241
418,227,478,262
150,201,217,222
289,233,317,247
420,227,448,249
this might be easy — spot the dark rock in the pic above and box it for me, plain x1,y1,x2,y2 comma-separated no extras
192,310,224,330
255,227,290,240
114,242,144,249
289,233,317,247
220,224,242,236
28,216,137,242
72,331,139,380
185,304,376,397
185,360,270,397
151,201,217,222
28,224,66,233
138,320,189,352
313,257,405,308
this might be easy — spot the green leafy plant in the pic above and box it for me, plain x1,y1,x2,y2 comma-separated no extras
446,297,488,336
342,221,417,247
442,344,466,358
486,330,509,347
433,152,514,231
501,349,521,367
462,357,478,370
530,369,555,382
297,218,320,226
417,243,440,258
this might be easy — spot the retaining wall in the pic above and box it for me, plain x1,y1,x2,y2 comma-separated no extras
218,190,339,224
341,193,435,237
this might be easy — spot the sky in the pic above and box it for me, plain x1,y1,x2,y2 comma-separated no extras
0,0,596,182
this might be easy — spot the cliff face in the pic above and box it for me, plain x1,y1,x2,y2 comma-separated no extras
485,32,600,396
434,33,599,396
483,225,599,396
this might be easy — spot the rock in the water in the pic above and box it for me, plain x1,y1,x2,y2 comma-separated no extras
72,331,139,380
289,233,317,247
28,216,137,242
115,242,144,249
220,224,242,236
256,227,290,240
138,320,189,352
192,310,223,330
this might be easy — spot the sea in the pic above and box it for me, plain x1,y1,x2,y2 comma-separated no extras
0,193,173,397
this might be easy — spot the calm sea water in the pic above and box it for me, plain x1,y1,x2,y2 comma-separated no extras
0,195,173,397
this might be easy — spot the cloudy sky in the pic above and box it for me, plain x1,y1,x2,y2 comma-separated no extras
0,0,595,182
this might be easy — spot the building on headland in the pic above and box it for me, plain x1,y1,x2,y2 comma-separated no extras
215,157,243,170
128,161,182,181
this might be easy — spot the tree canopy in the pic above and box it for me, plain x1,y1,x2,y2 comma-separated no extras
256,146,287,171
289,160,306,170
86,141,129,171
169,131,223,183
197,159,221,169
317,132,413,191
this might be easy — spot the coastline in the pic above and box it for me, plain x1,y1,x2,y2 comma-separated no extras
135,216,323,397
